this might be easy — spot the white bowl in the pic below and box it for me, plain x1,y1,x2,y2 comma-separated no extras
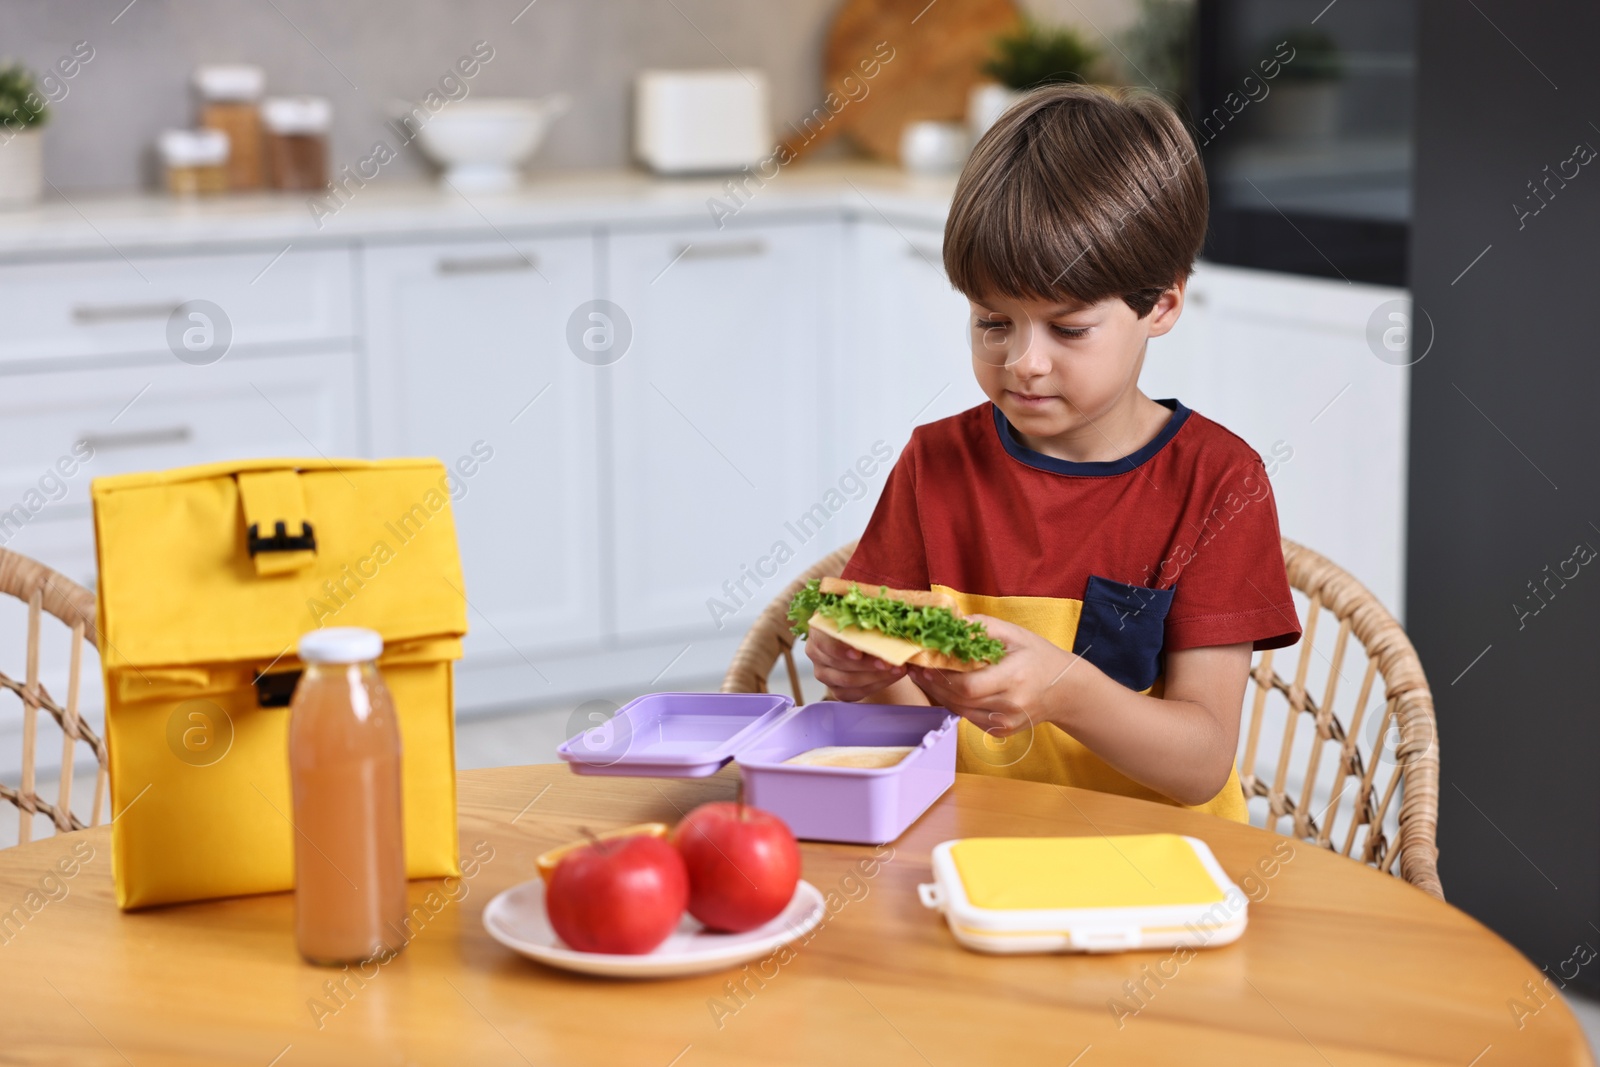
411,95,569,192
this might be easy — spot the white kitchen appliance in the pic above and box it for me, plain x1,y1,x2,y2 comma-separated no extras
633,69,772,175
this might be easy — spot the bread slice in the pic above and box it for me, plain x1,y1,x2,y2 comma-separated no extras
784,745,914,769
808,613,986,673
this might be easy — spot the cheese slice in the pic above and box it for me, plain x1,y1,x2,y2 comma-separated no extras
808,613,923,666
784,745,914,769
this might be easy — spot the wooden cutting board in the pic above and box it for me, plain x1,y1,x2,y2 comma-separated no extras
784,0,1022,163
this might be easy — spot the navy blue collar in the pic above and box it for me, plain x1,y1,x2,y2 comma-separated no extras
992,398,1191,476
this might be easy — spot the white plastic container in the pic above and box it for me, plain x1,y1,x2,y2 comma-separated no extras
634,69,771,174
0,126,44,208
968,82,1022,142
158,128,230,196
918,834,1249,955
899,120,967,173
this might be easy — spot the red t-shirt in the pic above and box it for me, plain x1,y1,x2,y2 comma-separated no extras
840,398,1300,819
844,398,1300,673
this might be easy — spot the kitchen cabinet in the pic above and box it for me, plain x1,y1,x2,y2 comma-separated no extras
0,236,358,621
361,235,604,663
605,221,837,641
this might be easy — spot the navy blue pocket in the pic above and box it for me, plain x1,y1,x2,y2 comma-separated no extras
1072,575,1175,691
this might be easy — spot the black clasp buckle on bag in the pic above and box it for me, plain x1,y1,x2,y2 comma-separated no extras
247,520,316,556
254,670,303,708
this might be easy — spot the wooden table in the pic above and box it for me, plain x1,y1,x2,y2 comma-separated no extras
0,765,1591,1066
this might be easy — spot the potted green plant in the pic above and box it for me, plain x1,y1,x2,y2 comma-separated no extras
1260,29,1343,144
0,63,48,207
969,19,1100,140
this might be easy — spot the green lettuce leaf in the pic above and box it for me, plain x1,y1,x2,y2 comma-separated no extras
787,579,1005,665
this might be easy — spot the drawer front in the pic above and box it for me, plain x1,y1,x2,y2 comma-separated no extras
0,246,354,364
0,350,360,517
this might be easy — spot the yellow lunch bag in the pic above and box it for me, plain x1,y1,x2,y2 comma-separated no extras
91,457,468,909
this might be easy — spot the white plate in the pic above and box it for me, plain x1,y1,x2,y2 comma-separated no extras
482,878,826,979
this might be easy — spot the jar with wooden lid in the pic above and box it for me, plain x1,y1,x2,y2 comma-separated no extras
262,96,332,191
159,128,230,197
194,64,265,191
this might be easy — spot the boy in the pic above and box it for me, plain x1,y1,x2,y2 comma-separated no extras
805,84,1301,822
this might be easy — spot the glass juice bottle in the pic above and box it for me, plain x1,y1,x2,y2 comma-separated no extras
289,627,406,965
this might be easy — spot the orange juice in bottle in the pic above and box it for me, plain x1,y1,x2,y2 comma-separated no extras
289,627,406,965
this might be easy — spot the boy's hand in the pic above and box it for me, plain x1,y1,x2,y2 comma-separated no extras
907,615,1075,735
803,625,908,702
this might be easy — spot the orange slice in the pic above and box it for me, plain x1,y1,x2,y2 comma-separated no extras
535,822,672,884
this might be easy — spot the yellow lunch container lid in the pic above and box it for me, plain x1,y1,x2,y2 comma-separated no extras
917,834,1248,954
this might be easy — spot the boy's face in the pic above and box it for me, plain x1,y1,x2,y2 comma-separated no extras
967,286,1185,447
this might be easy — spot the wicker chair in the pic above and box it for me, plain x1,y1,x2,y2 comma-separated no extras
0,547,105,844
722,537,1443,900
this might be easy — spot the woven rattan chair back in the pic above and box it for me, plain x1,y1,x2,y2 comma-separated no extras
721,537,1443,899
0,547,104,844
1240,539,1441,898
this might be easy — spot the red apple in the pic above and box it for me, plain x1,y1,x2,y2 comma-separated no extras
545,833,688,954
672,802,800,933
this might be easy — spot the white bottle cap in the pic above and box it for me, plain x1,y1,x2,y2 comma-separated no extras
262,95,333,135
193,64,266,101
158,128,230,167
298,627,383,664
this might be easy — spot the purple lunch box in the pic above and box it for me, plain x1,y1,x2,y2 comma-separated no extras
557,693,959,845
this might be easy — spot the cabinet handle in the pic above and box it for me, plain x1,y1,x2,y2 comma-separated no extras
71,302,183,324
78,426,193,452
436,253,539,275
675,239,767,260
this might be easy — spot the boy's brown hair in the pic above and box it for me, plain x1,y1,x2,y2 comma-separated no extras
943,83,1207,318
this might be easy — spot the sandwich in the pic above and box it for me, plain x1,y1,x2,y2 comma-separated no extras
787,577,1005,672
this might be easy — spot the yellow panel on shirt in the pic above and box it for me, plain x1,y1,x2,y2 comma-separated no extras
933,585,1249,824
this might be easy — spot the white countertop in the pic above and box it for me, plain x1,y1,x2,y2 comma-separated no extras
0,162,957,258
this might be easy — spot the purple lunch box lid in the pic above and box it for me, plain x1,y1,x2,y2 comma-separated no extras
557,691,798,777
